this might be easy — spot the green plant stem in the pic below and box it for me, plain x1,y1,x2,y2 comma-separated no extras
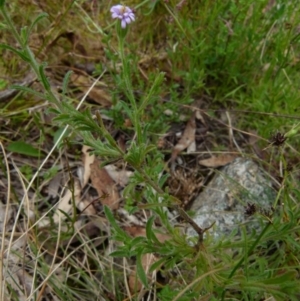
118,35,136,110
118,32,142,144
0,5,60,108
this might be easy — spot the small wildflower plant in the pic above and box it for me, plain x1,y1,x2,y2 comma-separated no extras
110,4,135,28
1,0,300,300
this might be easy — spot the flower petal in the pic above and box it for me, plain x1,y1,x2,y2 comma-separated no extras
121,19,127,28
125,17,132,24
110,5,123,13
128,13,135,21
111,12,119,19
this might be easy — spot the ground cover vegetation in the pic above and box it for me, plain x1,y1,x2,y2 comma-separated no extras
0,0,300,300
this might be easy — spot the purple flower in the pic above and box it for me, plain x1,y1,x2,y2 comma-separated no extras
110,5,135,28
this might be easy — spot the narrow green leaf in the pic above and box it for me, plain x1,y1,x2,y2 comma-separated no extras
149,257,166,273
62,70,73,95
7,141,41,157
0,0,6,8
28,12,48,39
10,85,44,99
57,209,73,223
119,100,133,120
145,144,157,155
131,236,146,246
262,271,297,285
53,127,70,146
47,108,61,115
0,43,30,62
104,206,129,240
136,253,148,288
38,63,50,90
20,26,28,45
146,215,159,243
146,215,155,239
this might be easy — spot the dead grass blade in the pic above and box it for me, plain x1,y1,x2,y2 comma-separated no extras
0,141,12,301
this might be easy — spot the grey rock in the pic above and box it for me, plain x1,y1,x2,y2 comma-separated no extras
187,157,275,239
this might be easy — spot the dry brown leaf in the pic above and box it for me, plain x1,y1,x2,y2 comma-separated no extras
105,164,133,187
171,112,196,162
90,159,120,210
81,145,95,187
187,140,196,153
123,118,132,128
199,154,237,168
71,73,111,107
